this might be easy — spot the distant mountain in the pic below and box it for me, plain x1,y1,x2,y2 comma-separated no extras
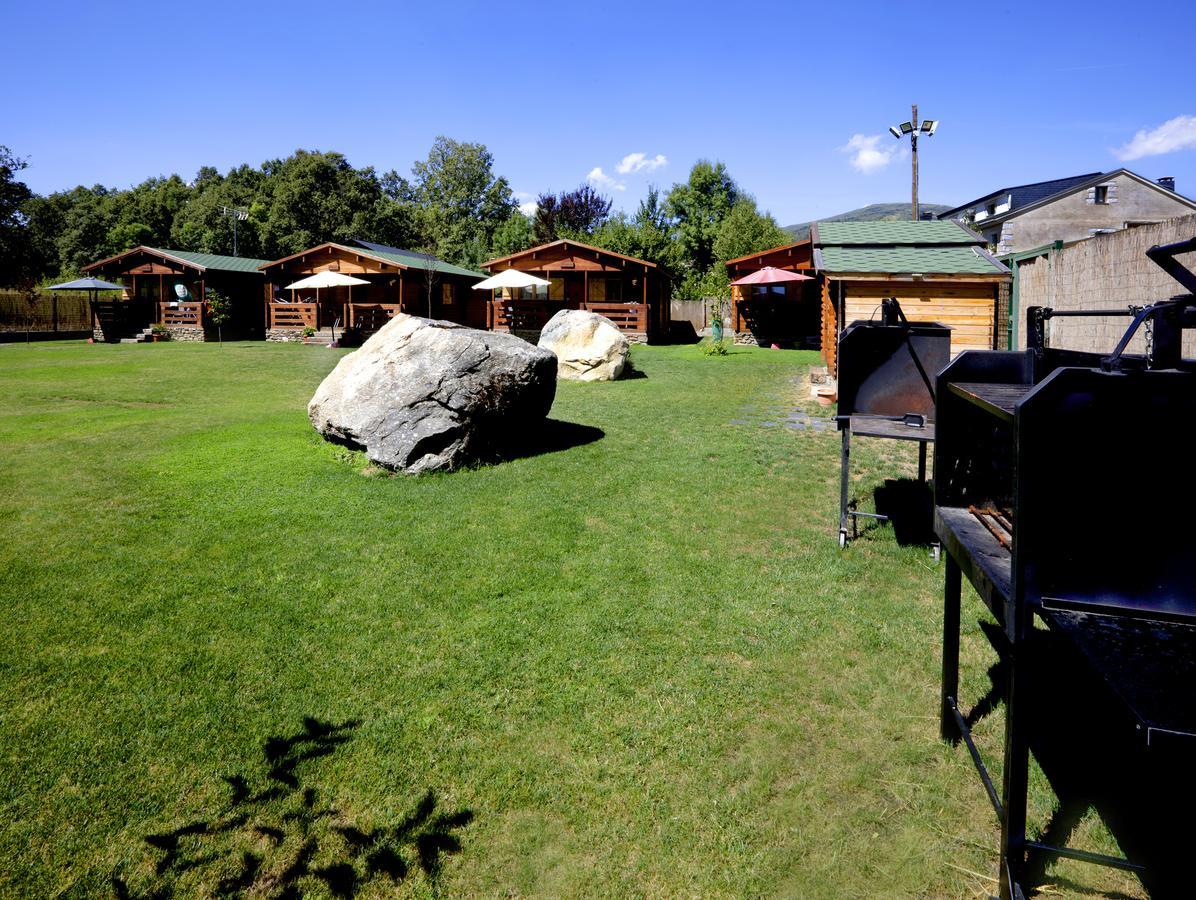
783,202,954,240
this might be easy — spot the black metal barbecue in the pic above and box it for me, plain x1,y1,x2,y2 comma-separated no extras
935,236,1196,898
837,298,950,548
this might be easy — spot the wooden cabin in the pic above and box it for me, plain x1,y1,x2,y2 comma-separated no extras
812,220,1010,371
81,246,268,342
481,239,668,342
727,221,1011,370
258,240,486,342
724,239,820,349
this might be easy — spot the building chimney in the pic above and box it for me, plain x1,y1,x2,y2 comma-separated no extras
1158,176,1176,193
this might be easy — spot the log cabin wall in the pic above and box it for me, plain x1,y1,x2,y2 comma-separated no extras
837,278,1003,354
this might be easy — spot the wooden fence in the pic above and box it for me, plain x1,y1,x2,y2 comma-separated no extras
158,302,203,326
268,303,317,330
1016,213,1196,355
0,291,92,332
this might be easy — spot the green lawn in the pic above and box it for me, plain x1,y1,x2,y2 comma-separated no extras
0,341,1142,898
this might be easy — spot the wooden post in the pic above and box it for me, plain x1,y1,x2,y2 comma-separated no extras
52,294,58,332
642,269,648,337
583,270,588,311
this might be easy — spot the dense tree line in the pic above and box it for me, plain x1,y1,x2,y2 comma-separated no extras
1,141,788,299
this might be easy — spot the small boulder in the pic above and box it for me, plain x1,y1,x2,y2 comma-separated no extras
308,314,557,473
538,309,629,381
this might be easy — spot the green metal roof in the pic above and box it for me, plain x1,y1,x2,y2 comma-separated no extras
815,220,978,245
358,246,484,279
817,244,1007,275
149,248,269,273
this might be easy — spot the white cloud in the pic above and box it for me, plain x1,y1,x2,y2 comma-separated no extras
841,134,896,174
616,152,668,175
518,200,538,216
587,166,626,191
1114,115,1196,161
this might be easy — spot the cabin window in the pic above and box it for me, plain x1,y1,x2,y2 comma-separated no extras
752,284,787,300
442,283,454,305
549,278,565,300
516,284,547,301
1094,185,1109,205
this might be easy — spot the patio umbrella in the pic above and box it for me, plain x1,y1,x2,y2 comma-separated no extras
284,270,370,307
46,277,126,342
471,269,551,291
48,276,126,293
729,266,813,286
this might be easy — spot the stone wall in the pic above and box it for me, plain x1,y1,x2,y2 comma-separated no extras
266,329,307,343
167,326,205,342
1016,213,1196,355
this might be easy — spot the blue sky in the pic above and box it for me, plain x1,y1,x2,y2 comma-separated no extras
5,0,1196,225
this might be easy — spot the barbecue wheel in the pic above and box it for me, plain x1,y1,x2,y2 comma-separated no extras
839,530,847,549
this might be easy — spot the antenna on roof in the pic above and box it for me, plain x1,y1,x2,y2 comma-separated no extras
219,206,249,256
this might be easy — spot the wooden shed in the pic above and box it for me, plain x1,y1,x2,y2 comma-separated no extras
82,246,268,342
724,239,820,348
812,220,1010,371
481,239,668,342
258,240,485,342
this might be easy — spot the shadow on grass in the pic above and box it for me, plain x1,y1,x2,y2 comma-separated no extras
112,716,472,899
493,418,604,463
871,477,934,546
958,630,1194,897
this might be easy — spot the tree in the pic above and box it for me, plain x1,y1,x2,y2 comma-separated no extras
204,287,232,345
532,184,611,244
665,160,740,280
410,137,515,265
712,198,790,265
490,210,534,259
0,146,35,287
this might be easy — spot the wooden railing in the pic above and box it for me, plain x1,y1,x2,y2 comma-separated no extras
348,303,402,337
586,302,647,334
493,300,649,335
158,302,203,326
494,300,555,331
268,303,317,330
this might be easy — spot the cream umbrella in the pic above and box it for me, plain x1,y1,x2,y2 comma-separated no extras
471,269,551,291
285,271,370,333
473,270,552,330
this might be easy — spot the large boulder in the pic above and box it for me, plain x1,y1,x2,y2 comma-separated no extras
308,314,557,474
537,309,629,381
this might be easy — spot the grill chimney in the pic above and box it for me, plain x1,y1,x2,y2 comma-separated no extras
1158,176,1176,193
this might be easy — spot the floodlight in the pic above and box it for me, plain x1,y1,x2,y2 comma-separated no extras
900,121,914,134
920,119,938,135
889,125,902,139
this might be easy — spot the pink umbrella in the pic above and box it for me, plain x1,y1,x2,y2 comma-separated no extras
730,266,813,286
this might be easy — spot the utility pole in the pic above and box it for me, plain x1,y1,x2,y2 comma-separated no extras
219,206,249,256
889,109,938,221
908,101,918,219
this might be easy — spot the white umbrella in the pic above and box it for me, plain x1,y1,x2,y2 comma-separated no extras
284,270,371,315
285,270,370,291
472,269,551,291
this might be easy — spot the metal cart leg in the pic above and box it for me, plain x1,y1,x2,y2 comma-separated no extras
838,427,851,548
999,621,1031,900
940,555,961,743
918,439,928,483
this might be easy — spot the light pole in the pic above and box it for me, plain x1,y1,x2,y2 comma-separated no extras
889,106,938,220
219,206,249,256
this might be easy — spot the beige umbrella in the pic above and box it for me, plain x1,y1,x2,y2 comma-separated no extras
285,270,370,304
472,269,551,291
